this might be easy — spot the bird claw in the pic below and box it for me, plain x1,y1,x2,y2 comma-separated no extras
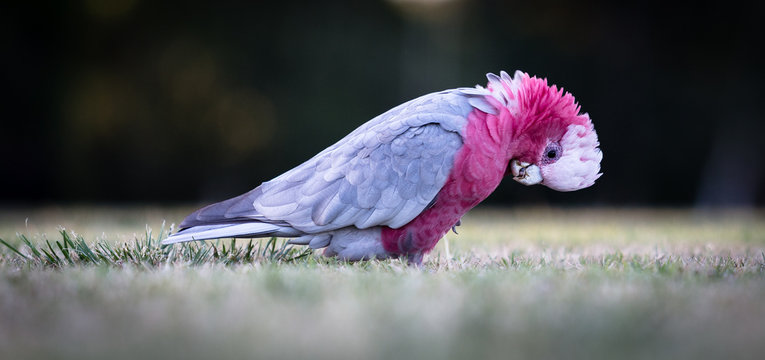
451,219,461,234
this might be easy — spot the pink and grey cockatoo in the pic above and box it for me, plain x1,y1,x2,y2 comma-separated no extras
163,71,602,264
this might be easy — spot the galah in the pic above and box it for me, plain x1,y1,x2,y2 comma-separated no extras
163,71,602,264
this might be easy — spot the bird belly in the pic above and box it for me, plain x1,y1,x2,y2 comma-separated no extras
320,227,392,261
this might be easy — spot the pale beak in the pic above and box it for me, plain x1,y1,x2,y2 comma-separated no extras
510,160,543,186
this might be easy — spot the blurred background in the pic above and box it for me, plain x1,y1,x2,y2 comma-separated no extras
2,0,763,207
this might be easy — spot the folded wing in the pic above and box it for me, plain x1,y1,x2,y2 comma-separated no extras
171,90,479,241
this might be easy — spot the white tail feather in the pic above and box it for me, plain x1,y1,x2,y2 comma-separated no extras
162,223,281,244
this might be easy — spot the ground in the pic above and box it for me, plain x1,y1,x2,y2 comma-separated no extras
1,206,764,360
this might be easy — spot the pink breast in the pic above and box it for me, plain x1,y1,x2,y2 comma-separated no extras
381,108,510,255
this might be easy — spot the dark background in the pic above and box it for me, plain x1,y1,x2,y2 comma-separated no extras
2,0,763,206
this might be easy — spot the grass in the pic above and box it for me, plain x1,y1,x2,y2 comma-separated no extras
1,206,764,360
0,227,312,268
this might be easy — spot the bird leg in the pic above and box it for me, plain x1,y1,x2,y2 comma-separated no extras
407,252,424,266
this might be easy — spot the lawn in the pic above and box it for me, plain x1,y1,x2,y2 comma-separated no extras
1,206,764,360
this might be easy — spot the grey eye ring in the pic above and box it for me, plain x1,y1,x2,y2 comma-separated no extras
542,142,562,164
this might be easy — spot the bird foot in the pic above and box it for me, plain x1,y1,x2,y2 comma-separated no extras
406,252,424,266
451,219,462,234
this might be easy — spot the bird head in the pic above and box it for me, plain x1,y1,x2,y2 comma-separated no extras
484,71,602,192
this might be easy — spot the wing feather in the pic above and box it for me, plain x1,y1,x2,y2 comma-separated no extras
258,129,464,232
177,89,485,234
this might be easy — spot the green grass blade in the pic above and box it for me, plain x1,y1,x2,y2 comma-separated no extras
45,240,63,264
20,234,42,259
0,237,30,261
55,240,74,264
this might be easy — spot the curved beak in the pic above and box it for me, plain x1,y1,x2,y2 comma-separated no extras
510,160,543,186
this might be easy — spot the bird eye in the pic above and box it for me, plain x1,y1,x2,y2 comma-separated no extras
542,142,562,164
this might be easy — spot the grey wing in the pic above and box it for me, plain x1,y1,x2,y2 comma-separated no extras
181,89,483,234
255,122,464,232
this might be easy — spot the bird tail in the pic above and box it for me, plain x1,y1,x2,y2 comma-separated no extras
162,222,282,245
